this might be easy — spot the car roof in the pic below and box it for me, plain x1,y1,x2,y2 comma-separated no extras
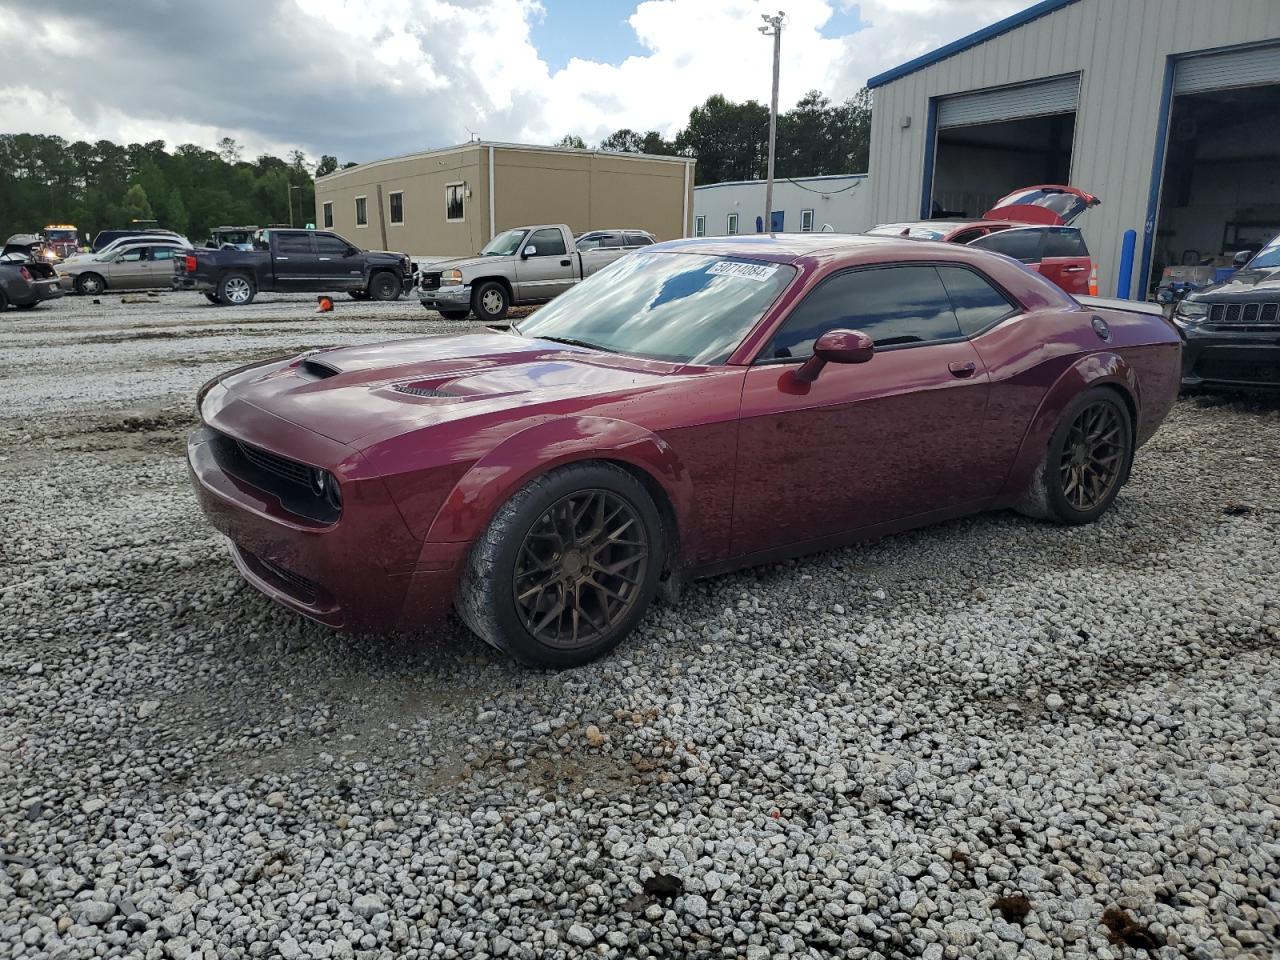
652,232,992,267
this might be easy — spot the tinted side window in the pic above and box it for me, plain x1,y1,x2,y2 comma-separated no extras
937,267,1018,337
527,228,566,257
970,229,1043,263
600,234,624,248
766,266,962,359
626,233,653,246
151,247,175,261
276,233,314,254
1043,228,1089,258
315,235,349,255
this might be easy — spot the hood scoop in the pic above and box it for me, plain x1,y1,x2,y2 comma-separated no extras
300,358,341,380
393,383,458,399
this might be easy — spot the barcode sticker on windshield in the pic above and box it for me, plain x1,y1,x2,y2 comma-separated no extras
707,261,779,282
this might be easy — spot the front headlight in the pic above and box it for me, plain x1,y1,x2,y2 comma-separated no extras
441,268,464,285
1174,300,1208,325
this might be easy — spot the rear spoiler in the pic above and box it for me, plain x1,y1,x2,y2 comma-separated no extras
1075,295,1163,317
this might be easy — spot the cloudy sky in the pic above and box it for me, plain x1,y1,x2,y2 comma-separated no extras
0,0,1025,163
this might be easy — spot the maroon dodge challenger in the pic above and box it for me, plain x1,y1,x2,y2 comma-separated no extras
189,235,1181,667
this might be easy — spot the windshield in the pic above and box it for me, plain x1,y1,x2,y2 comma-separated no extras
1247,235,1280,269
45,229,77,241
514,251,796,364
481,228,529,256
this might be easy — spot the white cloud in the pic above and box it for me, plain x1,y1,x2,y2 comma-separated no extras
0,0,1026,160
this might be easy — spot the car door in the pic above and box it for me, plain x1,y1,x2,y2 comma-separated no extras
732,264,996,557
313,233,363,290
148,246,179,287
515,228,574,301
1037,227,1092,294
271,232,318,290
105,246,149,289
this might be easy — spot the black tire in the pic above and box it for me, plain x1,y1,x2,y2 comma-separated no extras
439,309,471,321
0,290,7,310
368,271,401,301
204,292,222,305
1040,387,1134,525
74,273,105,296
17,302,37,310
472,280,509,323
456,462,665,668
349,290,370,301
217,272,255,306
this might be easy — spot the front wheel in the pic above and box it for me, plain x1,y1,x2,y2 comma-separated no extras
74,273,104,296
368,272,401,301
472,281,509,323
1041,387,1134,524
217,272,255,306
456,462,665,668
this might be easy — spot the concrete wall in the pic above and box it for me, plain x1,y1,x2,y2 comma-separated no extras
693,175,870,236
868,0,1280,292
315,143,694,258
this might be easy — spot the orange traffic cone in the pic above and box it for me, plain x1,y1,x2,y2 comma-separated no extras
1088,263,1099,296
316,295,334,313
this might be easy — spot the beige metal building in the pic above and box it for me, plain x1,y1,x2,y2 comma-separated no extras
314,142,695,258
867,0,1280,297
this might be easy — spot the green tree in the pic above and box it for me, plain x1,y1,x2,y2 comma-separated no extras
120,183,154,221
315,154,339,177
556,134,587,149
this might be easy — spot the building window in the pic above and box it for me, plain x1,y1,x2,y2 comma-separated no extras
694,215,706,237
801,209,814,233
389,191,404,225
726,213,738,236
354,196,367,227
445,183,465,222
322,201,333,229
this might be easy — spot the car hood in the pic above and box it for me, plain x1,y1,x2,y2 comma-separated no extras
216,333,690,447
1187,267,1280,302
423,254,512,273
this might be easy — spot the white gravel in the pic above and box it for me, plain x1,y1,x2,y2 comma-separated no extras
3,292,1279,959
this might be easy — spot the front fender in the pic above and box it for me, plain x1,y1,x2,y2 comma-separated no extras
423,415,695,547
998,351,1139,502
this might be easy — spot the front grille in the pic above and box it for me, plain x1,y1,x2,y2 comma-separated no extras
237,441,313,488
420,271,442,291
1207,301,1280,325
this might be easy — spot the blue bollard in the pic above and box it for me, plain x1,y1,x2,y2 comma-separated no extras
1116,229,1137,300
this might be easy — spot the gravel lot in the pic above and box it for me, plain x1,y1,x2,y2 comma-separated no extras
2,291,1279,960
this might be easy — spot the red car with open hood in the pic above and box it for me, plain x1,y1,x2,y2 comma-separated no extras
868,185,1101,295
188,233,1179,667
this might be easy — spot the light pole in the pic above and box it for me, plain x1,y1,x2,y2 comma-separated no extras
288,184,303,227
759,11,784,234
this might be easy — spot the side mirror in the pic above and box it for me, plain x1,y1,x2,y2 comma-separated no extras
794,329,875,383
522,246,537,259
1233,249,1254,268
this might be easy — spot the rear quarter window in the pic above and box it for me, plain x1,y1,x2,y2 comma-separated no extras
970,229,1043,264
936,266,1019,337
1043,228,1089,258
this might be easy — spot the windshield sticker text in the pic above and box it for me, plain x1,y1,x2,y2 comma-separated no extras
707,261,779,282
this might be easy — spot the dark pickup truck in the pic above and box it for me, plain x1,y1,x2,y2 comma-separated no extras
172,228,413,306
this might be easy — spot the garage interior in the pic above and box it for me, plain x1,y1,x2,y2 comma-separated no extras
931,113,1075,218
928,74,1080,219
1151,81,1280,283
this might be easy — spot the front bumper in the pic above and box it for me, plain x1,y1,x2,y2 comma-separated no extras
1178,322,1280,389
187,422,466,633
419,283,471,311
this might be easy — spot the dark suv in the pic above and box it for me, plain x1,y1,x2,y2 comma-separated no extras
1173,235,1280,389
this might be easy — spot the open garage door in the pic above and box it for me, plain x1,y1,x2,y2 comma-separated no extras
928,74,1080,219
1149,44,1280,293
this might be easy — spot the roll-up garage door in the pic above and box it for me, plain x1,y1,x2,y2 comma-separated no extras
937,74,1080,129
1174,44,1280,95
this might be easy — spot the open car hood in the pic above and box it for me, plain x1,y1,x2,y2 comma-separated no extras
983,185,1100,226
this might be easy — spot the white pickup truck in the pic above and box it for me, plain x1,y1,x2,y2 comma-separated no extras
418,223,640,321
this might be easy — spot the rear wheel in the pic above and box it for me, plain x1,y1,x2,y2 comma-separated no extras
74,273,104,296
368,271,401,301
1041,388,1133,524
439,309,470,321
456,462,664,668
472,281,509,323
17,303,37,310
349,290,370,301
217,272,255,306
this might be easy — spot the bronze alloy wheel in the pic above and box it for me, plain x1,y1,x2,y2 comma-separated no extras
1059,399,1125,512
512,489,649,649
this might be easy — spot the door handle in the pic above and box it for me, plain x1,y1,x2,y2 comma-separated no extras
1062,265,1087,273
560,259,571,266
948,360,977,379
275,257,289,261
318,257,331,261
